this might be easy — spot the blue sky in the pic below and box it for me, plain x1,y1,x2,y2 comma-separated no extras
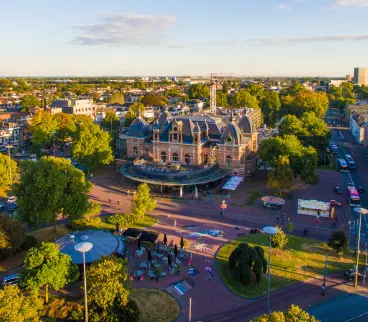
1,0,368,77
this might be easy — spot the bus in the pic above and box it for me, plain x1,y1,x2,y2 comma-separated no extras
347,186,360,207
338,159,348,171
345,154,356,170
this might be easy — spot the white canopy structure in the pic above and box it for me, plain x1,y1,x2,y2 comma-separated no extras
222,176,243,191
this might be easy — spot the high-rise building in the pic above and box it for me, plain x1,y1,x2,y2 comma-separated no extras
346,74,352,81
353,68,368,85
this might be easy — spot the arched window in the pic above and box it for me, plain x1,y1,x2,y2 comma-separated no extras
184,154,191,165
172,152,179,162
133,147,138,155
161,151,167,162
226,155,232,166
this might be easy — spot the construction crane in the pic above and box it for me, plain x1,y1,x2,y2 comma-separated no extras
209,73,236,113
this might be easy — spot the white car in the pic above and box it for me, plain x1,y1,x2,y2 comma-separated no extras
7,196,17,204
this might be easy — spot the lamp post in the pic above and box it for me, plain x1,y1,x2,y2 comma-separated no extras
353,208,368,287
6,145,13,186
263,226,279,314
74,242,93,322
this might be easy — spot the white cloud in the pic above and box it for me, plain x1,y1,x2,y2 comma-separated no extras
72,13,177,46
332,0,368,6
249,34,368,45
276,4,291,10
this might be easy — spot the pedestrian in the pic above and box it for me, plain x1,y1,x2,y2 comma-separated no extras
173,219,177,228
276,214,280,222
90,172,93,181
321,283,326,296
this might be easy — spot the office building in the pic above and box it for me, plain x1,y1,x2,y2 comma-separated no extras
353,68,368,85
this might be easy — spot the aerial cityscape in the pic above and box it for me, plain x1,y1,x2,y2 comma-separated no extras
0,1,368,322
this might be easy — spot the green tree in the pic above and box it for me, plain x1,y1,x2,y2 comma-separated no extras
165,87,181,97
0,153,18,189
280,83,306,97
251,304,319,322
86,256,130,316
228,243,267,285
216,91,229,108
125,102,145,126
0,285,44,322
72,121,114,172
279,115,307,139
287,220,293,234
260,91,281,125
21,242,80,303
271,226,288,249
288,91,329,118
52,112,76,150
0,214,26,260
29,110,58,147
14,157,92,231
108,92,125,105
268,156,294,195
187,83,210,99
231,89,259,109
142,93,168,107
101,111,120,133
328,230,348,256
247,83,265,102
20,95,40,112
0,78,11,87
131,183,156,218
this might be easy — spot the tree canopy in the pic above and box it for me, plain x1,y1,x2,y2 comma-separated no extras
251,304,319,322
187,83,210,99
14,157,92,230
20,95,40,112
28,110,58,147
0,285,43,322
260,91,281,125
228,243,267,285
328,83,355,109
0,214,25,260
216,91,229,108
87,256,130,309
71,121,114,172
125,102,145,126
230,89,259,109
0,153,18,189
108,92,125,105
21,242,79,303
131,183,156,218
328,230,348,256
142,93,168,107
268,156,294,195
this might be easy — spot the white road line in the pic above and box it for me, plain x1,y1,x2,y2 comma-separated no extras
343,311,368,322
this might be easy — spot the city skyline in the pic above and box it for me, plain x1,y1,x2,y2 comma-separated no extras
1,0,368,77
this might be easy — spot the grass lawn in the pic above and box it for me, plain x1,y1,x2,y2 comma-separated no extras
217,234,355,298
130,288,180,322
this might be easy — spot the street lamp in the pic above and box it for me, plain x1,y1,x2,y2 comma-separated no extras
353,208,368,287
6,145,13,186
263,226,278,314
74,242,93,322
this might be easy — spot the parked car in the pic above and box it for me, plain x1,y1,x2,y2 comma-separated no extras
330,200,342,207
344,269,363,280
2,274,20,286
334,187,343,194
358,187,365,193
8,203,18,212
7,196,17,204
0,203,4,211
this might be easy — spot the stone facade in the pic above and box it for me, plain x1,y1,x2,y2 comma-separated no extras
124,111,258,178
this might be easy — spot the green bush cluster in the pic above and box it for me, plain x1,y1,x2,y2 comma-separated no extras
271,226,289,249
107,213,138,227
66,216,101,230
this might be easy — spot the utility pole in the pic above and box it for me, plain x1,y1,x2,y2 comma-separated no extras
322,253,328,295
363,243,367,286
188,298,192,322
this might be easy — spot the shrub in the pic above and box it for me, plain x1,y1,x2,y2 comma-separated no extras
107,213,138,227
304,173,320,185
328,230,348,256
45,298,84,321
22,235,39,250
66,216,101,230
84,201,101,218
271,226,288,249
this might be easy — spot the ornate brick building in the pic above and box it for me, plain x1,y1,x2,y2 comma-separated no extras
124,109,258,178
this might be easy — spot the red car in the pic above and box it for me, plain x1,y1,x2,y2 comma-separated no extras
330,200,342,207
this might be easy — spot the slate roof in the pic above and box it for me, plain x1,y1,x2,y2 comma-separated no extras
127,116,151,137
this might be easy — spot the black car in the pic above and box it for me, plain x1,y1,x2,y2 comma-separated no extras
334,186,343,194
358,187,365,193
344,269,363,280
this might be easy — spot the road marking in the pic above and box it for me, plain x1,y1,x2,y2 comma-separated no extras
343,311,368,322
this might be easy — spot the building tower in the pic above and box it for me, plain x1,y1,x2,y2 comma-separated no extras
209,73,217,114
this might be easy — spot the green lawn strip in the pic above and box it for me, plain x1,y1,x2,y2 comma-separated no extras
130,288,180,322
217,234,355,298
